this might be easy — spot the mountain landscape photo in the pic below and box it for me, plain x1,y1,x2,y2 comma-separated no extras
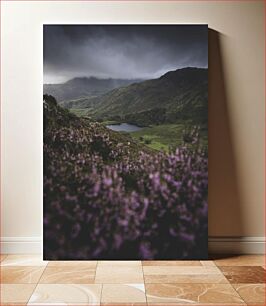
43,25,208,259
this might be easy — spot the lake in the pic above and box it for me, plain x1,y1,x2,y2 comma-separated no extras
106,123,143,132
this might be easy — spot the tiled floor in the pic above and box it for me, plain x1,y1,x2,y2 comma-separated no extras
0,254,265,305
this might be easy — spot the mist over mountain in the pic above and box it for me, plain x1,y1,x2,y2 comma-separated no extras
43,77,142,102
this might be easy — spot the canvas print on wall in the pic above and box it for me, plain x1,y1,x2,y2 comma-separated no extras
43,25,208,260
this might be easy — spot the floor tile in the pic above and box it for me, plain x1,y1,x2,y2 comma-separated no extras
144,274,229,284
0,254,7,261
200,260,217,266
143,265,228,284
98,260,141,266
142,260,201,266
39,267,95,284
219,266,265,283
95,266,144,283
143,266,221,275
0,284,36,303
28,284,102,305
1,254,48,267
48,260,97,267
233,284,266,303
101,304,146,306
101,284,146,303
214,255,265,267
1,304,27,306
1,266,45,284
146,304,246,306
145,283,245,304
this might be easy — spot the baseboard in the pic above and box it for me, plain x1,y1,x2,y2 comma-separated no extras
0,236,265,254
208,236,265,254
0,237,42,254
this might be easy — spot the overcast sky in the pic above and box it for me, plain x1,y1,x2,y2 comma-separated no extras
43,25,208,84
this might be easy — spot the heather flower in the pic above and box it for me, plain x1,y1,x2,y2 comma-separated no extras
43,97,208,260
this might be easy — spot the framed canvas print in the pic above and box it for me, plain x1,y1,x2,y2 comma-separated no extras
43,25,208,260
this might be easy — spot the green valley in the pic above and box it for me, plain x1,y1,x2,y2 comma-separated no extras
44,67,208,152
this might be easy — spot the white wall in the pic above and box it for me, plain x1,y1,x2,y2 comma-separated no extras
1,1,265,253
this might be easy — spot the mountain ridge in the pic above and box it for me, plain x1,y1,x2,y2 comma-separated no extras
81,67,208,126
43,77,143,102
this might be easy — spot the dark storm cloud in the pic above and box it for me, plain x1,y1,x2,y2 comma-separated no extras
43,25,208,84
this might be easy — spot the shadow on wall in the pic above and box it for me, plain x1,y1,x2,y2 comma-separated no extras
208,29,244,238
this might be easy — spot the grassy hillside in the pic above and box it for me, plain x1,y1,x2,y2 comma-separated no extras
43,94,147,161
59,67,208,152
82,67,208,127
130,123,208,152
